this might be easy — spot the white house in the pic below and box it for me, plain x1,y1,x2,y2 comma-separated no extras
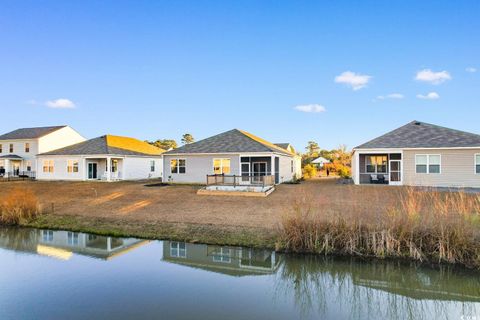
0,126,85,178
311,156,331,168
163,129,302,185
36,135,164,181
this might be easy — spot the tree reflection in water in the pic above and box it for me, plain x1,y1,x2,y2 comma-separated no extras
274,255,480,320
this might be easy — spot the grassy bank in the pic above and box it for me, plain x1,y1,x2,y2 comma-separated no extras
278,187,480,268
22,214,277,249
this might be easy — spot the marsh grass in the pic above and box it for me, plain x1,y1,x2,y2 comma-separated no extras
0,188,42,225
279,186,480,268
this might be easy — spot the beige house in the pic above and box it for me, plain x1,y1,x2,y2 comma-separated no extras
352,121,480,188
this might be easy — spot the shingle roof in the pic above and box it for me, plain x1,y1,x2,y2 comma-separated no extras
274,143,290,150
355,121,480,149
164,129,294,156
0,126,67,140
40,135,164,156
0,154,23,159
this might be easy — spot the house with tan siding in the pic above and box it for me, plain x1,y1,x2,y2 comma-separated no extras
352,121,480,188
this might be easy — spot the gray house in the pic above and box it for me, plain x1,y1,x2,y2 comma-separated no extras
163,129,302,185
352,121,480,187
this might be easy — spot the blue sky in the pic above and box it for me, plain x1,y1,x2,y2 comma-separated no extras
1,1,479,151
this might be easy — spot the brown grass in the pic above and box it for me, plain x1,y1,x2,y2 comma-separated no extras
279,186,480,268
0,188,42,225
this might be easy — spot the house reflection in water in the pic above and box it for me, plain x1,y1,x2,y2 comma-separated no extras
0,228,148,261
163,241,280,276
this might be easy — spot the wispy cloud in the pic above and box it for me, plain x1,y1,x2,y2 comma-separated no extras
466,67,477,73
45,98,76,109
376,93,404,100
294,104,326,113
334,71,371,90
415,69,451,85
416,92,440,100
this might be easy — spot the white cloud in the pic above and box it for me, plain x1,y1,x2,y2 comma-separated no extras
376,93,404,100
45,98,76,109
415,69,451,84
334,71,371,90
416,92,440,100
294,104,326,113
466,67,477,73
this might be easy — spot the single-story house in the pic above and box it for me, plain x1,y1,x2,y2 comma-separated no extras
311,156,331,168
36,135,164,181
352,120,480,187
163,129,302,185
0,125,85,178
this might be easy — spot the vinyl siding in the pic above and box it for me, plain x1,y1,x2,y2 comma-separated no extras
403,149,480,187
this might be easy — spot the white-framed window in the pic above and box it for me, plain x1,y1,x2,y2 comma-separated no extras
67,160,79,173
25,161,32,171
42,230,54,242
170,241,186,258
170,159,186,174
42,160,54,173
67,232,79,246
213,158,231,174
150,160,155,172
416,154,441,174
25,143,30,153
212,247,231,263
9,144,13,153
365,155,388,173
475,154,480,174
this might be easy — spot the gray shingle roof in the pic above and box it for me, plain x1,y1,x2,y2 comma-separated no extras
0,126,66,140
0,154,23,159
39,136,161,156
274,143,290,150
356,121,480,149
165,129,292,155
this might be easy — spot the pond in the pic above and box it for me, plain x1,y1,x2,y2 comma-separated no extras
0,227,479,320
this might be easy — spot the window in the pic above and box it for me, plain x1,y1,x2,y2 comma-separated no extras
42,160,54,173
213,158,231,174
291,160,294,173
416,155,441,174
67,232,79,246
150,160,155,172
9,144,13,153
67,160,79,173
25,143,30,153
170,159,186,174
366,155,388,173
170,242,186,258
476,154,480,174
42,230,54,242
0,144,2,153
25,161,32,171
212,247,231,263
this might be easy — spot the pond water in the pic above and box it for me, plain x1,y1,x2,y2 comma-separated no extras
0,227,479,320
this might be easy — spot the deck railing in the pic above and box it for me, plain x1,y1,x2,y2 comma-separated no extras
206,174,275,187
0,171,36,181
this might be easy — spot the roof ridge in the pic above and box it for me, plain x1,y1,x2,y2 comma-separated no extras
413,120,480,138
238,129,294,155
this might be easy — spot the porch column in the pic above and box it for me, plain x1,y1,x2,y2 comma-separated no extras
354,152,360,184
5,159,10,178
271,156,275,176
106,157,111,181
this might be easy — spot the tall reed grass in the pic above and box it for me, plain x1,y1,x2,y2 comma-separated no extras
278,187,480,268
0,188,42,225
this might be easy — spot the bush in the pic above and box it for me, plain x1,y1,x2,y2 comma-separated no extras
302,164,317,179
0,188,42,225
337,165,351,178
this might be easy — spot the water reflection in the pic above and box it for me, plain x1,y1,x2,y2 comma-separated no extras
0,227,479,320
163,241,280,276
0,227,148,260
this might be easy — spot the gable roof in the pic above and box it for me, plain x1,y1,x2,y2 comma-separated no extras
164,129,294,156
40,135,164,156
355,121,480,149
274,143,290,150
0,126,67,140
312,157,330,164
